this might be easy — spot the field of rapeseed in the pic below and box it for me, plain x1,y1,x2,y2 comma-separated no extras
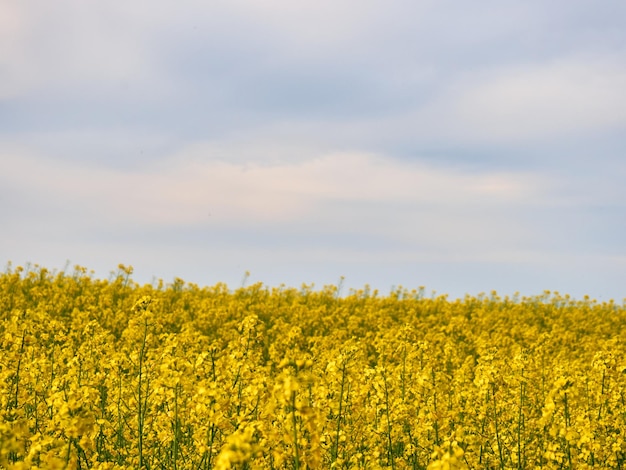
0,264,625,469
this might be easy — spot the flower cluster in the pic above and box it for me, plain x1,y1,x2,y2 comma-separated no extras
0,265,625,469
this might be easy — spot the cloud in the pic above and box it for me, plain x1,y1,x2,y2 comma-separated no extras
1,142,554,267
2,0,625,300
0,1,170,100
4,0,625,152
1,145,546,222
412,56,626,143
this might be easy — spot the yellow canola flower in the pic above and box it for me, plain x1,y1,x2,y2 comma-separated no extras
428,442,468,470
1,265,625,469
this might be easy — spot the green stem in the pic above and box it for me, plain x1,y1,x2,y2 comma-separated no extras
564,392,572,470
291,390,300,470
8,330,27,411
517,381,525,469
492,384,504,470
137,318,149,468
382,369,396,470
173,382,180,470
332,362,347,464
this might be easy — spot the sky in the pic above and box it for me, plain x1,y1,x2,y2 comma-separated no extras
1,0,625,301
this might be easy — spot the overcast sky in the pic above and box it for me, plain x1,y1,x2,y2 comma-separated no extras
2,0,625,300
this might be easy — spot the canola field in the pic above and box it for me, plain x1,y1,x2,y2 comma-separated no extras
0,264,625,469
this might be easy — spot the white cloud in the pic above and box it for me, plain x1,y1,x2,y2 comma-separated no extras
0,0,387,100
417,57,626,142
0,1,170,100
1,143,549,262
2,1,625,300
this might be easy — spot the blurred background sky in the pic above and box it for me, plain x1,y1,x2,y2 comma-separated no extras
1,0,625,300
